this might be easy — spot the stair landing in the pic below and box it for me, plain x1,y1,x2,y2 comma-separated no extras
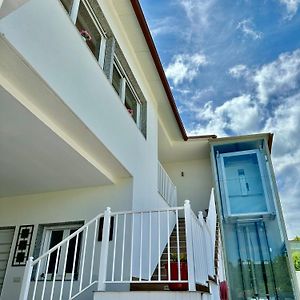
93,291,211,300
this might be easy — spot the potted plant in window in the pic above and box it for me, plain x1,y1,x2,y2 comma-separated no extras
127,108,134,116
165,253,188,291
79,29,92,42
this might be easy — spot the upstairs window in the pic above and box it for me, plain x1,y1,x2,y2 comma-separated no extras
76,1,102,61
112,57,146,134
125,85,138,124
60,0,73,14
60,0,106,67
112,62,123,96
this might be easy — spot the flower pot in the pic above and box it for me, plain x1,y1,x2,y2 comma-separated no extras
165,262,188,291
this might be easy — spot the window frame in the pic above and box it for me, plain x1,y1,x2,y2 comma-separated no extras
67,0,107,68
113,56,142,129
39,224,82,281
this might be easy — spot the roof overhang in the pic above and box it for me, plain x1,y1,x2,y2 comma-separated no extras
208,133,274,153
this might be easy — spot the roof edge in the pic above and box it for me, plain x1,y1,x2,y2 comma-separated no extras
130,0,189,140
208,132,274,152
130,2,274,150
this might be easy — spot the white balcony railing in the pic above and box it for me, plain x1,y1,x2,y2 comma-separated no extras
19,196,217,300
158,161,177,206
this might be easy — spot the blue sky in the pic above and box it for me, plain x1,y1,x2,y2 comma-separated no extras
140,0,300,238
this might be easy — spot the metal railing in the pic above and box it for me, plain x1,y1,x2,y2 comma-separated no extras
19,196,217,299
204,188,217,276
104,206,183,285
19,214,103,300
186,192,216,288
158,161,177,207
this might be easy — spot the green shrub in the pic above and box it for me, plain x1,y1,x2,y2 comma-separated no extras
292,252,300,271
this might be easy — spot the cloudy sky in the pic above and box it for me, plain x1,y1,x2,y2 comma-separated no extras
140,0,300,238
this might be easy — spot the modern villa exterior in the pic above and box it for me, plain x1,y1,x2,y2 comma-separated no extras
0,1,298,299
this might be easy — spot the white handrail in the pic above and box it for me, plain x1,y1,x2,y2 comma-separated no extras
104,206,184,285
186,191,217,286
158,161,177,206
32,213,104,265
19,196,217,299
19,212,104,300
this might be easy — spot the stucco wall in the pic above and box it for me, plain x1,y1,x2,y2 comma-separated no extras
0,0,166,213
163,159,213,214
0,180,133,300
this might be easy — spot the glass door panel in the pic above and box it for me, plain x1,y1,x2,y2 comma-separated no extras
221,151,268,216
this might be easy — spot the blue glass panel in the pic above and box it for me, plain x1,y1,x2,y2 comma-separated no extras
223,153,268,215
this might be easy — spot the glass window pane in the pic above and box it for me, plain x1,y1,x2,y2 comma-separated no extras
66,230,82,276
76,2,101,59
47,230,63,274
223,153,267,215
125,86,137,122
60,0,73,14
112,65,122,95
140,101,147,138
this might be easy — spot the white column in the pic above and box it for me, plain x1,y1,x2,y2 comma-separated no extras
98,207,111,291
19,257,33,300
184,200,196,291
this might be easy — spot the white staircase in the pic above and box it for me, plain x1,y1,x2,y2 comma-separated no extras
19,190,220,300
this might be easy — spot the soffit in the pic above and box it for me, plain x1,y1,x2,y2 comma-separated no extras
0,36,131,194
158,121,210,163
0,87,112,197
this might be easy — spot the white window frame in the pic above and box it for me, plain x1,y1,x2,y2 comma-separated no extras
113,56,142,128
39,224,82,281
69,0,107,68
112,58,126,101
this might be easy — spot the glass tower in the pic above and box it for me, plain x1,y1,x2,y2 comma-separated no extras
211,138,296,300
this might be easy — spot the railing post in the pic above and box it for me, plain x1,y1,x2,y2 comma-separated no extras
19,257,33,300
174,186,177,206
184,200,196,291
98,207,111,291
198,211,204,226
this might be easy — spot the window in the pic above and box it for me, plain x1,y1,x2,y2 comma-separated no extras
60,0,106,67
98,216,114,241
39,224,82,280
60,0,73,14
112,57,147,136
125,85,139,123
112,63,123,96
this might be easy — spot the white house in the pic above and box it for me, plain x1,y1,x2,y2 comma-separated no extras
0,1,298,299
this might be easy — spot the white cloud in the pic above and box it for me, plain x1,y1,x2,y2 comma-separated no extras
179,0,215,27
264,93,300,164
263,93,300,238
188,94,261,136
279,0,300,19
149,17,177,37
237,19,263,40
165,53,208,85
228,64,249,78
253,49,300,104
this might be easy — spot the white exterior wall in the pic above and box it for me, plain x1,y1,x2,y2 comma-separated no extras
0,180,133,300
0,1,173,298
0,0,167,212
163,159,213,214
